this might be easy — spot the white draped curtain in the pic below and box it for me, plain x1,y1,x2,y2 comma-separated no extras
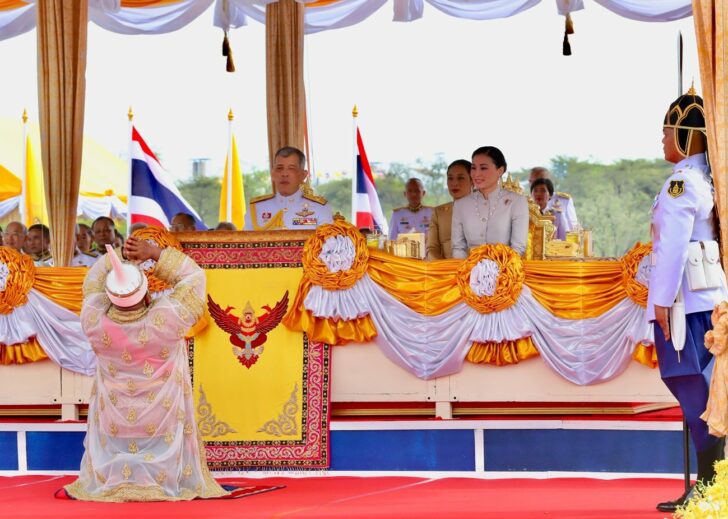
0,0,696,41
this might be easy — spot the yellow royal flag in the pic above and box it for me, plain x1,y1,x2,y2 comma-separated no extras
218,134,246,229
24,134,47,227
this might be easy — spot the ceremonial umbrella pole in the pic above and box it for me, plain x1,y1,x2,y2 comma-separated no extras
351,105,358,224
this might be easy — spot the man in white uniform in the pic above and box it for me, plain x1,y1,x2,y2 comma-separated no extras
244,146,332,231
529,167,578,231
388,178,433,240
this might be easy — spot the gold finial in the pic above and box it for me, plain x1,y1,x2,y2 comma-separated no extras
333,212,346,222
22,108,27,124
228,109,234,121
687,80,696,96
352,105,358,118
128,106,134,122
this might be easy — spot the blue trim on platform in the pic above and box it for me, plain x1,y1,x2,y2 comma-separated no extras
331,430,475,471
0,427,698,474
484,429,696,473
26,432,85,471
0,432,17,470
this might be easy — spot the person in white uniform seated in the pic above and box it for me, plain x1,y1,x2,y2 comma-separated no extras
529,166,578,231
244,146,332,231
530,178,569,241
451,146,529,257
388,178,433,241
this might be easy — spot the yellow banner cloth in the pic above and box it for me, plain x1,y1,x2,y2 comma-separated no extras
194,267,306,443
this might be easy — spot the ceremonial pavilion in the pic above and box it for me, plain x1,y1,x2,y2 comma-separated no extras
0,1,726,517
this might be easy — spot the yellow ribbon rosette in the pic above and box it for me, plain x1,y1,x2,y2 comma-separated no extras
301,218,369,290
284,219,377,345
0,246,35,315
457,243,525,314
621,242,651,309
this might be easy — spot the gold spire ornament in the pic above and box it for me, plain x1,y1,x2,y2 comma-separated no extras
128,106,134,122
228,108,234,121
352,105,358,118
22,108,28,124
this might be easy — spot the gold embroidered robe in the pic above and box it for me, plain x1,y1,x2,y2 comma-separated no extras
65,248,228,502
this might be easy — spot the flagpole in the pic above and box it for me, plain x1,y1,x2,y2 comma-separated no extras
227,109,234,222
351,105,358,224
127,107,133,236
20,109,27,226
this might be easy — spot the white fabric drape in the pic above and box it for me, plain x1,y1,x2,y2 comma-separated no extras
0,195,124,221
303,273,653,384
0,196,20,219
0,2,34,41
0,0,697,39
0,289,96,376
76,195,127,220
592,0,692,22
89,0,215,35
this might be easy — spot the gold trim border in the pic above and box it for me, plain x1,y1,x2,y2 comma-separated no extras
175,230,313,244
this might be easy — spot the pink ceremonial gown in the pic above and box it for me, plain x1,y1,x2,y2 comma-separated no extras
65,248,228,502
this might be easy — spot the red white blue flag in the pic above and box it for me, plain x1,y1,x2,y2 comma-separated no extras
129,127,206,230
354,128,387,234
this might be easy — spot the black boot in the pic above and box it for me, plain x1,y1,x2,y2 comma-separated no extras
656,438,725,512
656,486,693,512
696,437,726,487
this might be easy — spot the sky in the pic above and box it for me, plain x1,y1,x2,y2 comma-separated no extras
0,2,699,186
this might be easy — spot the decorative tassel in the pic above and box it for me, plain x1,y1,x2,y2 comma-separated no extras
563,32,572,56
565,13,574,35
222,31,230,57
226,49,236,73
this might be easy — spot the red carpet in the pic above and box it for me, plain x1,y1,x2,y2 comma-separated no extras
0,475,681,518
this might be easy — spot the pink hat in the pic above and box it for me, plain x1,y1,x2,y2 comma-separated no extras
104,244,148,308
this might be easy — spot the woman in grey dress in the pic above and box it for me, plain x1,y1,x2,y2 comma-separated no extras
451,146,529,258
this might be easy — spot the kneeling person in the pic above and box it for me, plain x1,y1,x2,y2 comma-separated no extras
65,237,228,501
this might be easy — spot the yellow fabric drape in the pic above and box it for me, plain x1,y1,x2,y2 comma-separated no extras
693,1,728,271
0,0,27,11
120,0,186,7
36,0,88,267
525,260,626,319
367,251,627,320
0,337,48,365
33,267,86,313
632,342,658,369
466,337,539,366
265,0,306,168
0,163,21,201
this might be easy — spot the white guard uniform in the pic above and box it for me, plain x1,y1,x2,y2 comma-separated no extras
388,206,433,240
71,251,99,267
243,187,333,231
546,192,578,231
646,153,728,322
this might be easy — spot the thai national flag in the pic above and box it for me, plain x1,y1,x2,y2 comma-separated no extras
129,127,206,230
355,128,388,234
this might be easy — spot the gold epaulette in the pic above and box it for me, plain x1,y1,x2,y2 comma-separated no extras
302,192,328,205
556,191,572,200
393,206,407,212
250,193,275,204
85,249,99,258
